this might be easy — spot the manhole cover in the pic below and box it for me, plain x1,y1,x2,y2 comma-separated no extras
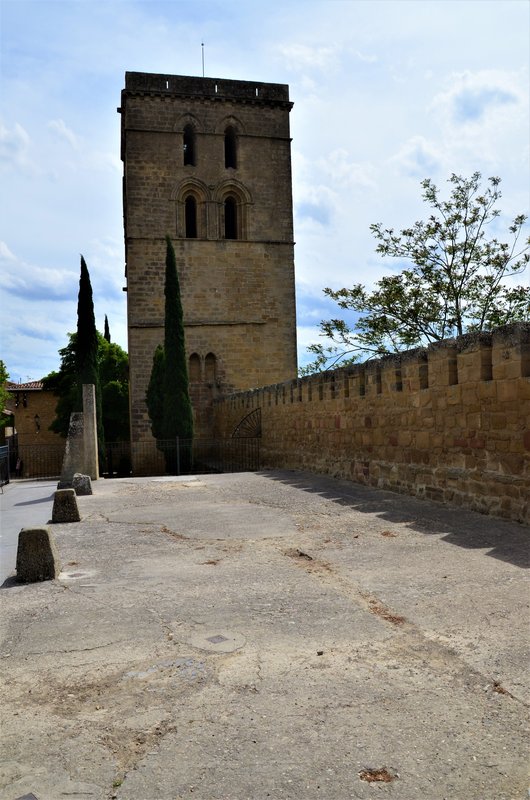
185,630,246,653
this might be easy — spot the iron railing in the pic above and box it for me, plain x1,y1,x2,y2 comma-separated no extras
9,443,65,480
108,437,260,478
0,445,9,487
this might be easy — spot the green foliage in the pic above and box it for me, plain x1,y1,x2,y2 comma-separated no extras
76,256,100,408
101,380,130,441
146,237,193,472
146,345,165,440
303,173,529,374
43,332,130,442
0,360,9,427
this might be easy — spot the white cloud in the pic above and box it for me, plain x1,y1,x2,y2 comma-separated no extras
0,245,76,301
48,118,79,149
277,43,340,73
319,149,377,189
0,120,32,170
431,69,526,126
389,135,442,178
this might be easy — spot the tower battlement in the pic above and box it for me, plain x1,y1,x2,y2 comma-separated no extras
123,72,291,105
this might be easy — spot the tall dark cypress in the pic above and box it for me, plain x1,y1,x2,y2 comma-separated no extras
146,237,193,472
104,314,111,343
162,235,193,442
76,256,105,462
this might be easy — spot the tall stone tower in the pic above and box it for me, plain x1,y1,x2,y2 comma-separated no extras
120,72,297,455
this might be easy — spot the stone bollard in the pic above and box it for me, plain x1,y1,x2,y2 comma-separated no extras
52,488,81,523
72,472,93,496
16,527,61,583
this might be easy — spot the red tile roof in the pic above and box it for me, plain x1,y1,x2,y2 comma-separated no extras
6,381,44,391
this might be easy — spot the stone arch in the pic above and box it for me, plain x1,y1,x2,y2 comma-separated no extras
172,178,210,238
214,114,246,135
174,115,202,168
205,352,217,383
173,113,203,134
188,353,201,382
214,180,252,240
224,125,237,169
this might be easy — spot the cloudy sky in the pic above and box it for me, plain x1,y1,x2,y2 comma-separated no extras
1,0,529,382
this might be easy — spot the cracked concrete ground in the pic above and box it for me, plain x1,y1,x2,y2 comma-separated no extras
0,469,528,800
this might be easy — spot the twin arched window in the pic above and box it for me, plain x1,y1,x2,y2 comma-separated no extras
182,124,238,170
189,352,217,383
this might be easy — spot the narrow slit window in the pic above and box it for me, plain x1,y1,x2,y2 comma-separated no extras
183,124,196,166
224,126,237,169
185,196,198,238
224,197,238,239
205,352,217,382
189,353,201,382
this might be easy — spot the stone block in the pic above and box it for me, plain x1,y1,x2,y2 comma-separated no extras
52,488,81,523
73,472,93,496
16,527,61,583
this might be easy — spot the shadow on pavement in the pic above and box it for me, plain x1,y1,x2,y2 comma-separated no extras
260,469,529,569
14,494,55,507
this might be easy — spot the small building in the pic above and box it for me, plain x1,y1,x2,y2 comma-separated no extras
4,381,64,478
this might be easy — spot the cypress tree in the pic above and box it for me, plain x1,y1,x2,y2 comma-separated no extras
146,236,193,472
76,256,105,464
146,344,165,441
104,314,111,342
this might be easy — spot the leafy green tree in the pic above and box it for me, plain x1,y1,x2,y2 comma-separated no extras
146,236,193,472
304,173,529,372
43,333,129,442
0,360,9,427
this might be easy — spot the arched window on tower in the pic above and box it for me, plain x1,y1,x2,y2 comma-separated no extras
185,196,198,238
224,126,237,169
224,196,238,240
183,124,196,166
205,353,217,383
189,353,201,382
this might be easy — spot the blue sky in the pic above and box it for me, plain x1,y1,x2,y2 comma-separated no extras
1,0,529,382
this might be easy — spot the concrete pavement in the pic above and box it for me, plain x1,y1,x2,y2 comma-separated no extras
0,480,56,584
0,469,528,800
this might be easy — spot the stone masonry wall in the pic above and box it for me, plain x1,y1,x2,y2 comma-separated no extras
121,73,298,455
214,324,530,524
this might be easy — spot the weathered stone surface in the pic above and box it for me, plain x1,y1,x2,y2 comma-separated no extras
121,73,297,466
52,488,80,523
72,472,93,496
59,411,85,487
16,527,61,583
214,323,530,525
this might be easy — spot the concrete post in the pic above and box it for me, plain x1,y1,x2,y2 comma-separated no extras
83,383,99,480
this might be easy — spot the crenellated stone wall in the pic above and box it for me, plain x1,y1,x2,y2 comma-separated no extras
214,324,530,524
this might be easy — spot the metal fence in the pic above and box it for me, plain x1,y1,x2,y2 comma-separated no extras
9,443,65,480
0,445,9,487
1,437,260,482
106,437,260,478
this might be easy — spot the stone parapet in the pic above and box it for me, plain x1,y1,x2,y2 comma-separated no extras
214,324,530,524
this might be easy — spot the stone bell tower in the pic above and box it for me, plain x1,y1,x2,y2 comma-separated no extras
120,71,297,455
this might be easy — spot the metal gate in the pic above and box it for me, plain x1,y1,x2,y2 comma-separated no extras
104,438,260,478
7,442,65,480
